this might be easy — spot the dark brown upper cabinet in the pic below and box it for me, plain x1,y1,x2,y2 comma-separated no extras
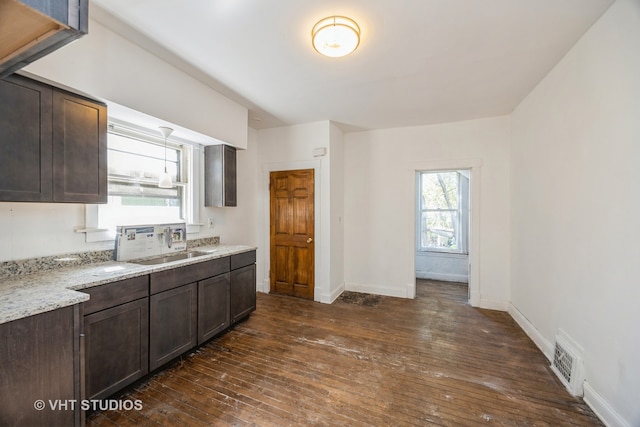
0,74,107,203
0,74,52,201
0,0,88,78
52,88,107,203
205,144,237,207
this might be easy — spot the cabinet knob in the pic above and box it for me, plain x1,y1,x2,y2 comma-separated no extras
307,237,313,244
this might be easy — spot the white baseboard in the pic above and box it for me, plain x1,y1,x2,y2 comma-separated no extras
321,283,345,304
329,283,344,304
583,382,631,427
344,282,410,298
416,271,468,283
507,302,554,360
479,298,509,312
507,303,631,427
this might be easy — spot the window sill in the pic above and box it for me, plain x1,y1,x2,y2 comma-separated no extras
417,250,468,257
74,227,116,243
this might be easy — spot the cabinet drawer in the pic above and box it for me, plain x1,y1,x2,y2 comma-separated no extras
231,250,256,270
83,276,149,315
150,257,230,295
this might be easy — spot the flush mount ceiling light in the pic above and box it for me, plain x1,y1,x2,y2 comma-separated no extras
158,126,173,188
312,16,360,58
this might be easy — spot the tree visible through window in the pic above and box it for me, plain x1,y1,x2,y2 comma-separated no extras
419,171,468,253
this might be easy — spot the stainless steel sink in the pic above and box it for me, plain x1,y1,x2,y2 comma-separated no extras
132,251,208,265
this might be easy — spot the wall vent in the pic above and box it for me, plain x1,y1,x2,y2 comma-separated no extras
551,329,584,396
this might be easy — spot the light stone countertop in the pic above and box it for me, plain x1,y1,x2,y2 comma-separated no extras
0,244,256,325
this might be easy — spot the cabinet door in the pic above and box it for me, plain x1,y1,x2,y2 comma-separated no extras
230,264,256,324
204,144,236,207
223,144,237,206
0,75,53,201
52,89,107,203
198,273,230,344
149,283,197,371
84,298,149,400
0,306,79,426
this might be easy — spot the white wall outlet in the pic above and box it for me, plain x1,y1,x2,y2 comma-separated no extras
207,218,214,228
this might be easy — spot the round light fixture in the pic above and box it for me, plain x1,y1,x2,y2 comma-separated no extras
312,16,360,58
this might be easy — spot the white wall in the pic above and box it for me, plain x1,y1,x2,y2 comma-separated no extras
416,252,468,283
0,11,254,262
509,0,640,425
329,123,346,300
0,203,109,261
343,116,511,308
23,17,248,149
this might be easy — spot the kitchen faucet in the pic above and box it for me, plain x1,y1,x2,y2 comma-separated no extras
165,226,173,248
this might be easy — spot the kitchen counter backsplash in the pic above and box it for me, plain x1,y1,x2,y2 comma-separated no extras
188,236,220,249
0,250,114,279
0,237,221,278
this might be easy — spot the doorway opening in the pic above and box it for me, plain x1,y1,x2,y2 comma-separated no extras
411,161,479,306
416,169,470,284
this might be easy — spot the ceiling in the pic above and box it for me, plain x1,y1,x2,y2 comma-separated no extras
90,0,614,132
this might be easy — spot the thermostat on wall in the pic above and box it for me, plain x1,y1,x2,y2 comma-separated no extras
313,147,327,157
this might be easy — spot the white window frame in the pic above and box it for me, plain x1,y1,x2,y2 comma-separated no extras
417,170,469,254
79,122,201,242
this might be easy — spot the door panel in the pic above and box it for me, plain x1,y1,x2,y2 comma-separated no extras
270,169,314,300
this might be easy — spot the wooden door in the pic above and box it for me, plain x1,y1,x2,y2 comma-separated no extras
270,169,315,299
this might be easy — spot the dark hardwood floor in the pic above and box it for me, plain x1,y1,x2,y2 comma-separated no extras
87,280,602,426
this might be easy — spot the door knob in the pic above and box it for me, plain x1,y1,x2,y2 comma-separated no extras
307,237,313,243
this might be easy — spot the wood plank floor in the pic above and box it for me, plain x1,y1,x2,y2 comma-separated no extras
87,280,603,426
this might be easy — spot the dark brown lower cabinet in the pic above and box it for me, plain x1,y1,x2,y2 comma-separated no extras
149,283,198,371
198,272,230,344
230,263,257,324
84,298,149,400
0,305,82,426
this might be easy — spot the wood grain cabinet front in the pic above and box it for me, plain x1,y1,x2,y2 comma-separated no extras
204,144,237,207
84,298,149,400
230,251,257,324
0,305,82,426
0,75,53,201
149,283,198,371
0,74,107,203
52,89,107,203
198,272,230,344
82,276,149,401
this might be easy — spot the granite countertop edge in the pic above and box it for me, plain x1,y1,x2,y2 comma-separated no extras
0,244,256,325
